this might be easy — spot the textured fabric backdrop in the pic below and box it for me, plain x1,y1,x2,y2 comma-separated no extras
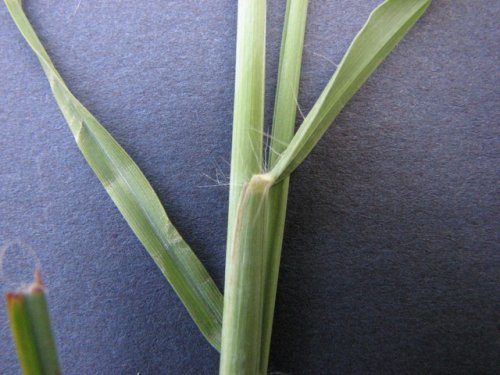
0,1,498,374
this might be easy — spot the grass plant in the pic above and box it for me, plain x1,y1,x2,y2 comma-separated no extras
4,0,432,373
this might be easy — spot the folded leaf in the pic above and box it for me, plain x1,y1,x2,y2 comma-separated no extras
6,270,60,375
5,0,223,350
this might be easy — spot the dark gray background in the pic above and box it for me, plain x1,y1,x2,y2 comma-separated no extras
1,1,498,374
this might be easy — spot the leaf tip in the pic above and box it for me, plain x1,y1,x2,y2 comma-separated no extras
29,268,45,293
5,291,23,305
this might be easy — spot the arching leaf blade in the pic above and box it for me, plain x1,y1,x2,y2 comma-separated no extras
5,0,223,350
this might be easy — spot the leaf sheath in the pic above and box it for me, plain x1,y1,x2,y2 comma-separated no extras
220,175,272,375
221,0,267,372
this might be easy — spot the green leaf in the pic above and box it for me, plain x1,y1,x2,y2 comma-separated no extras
6,293,43,375
5,0,223,350
23,296,60,374
268,0,432,182
6,271,60,375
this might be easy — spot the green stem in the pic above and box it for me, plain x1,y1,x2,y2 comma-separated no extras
222,1,308,372
221,0,266,373
226,0,266,248
260,1,308,373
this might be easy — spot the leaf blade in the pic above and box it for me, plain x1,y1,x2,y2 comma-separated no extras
22,271,61,375
6,292,44,375
268,0,432,181
5,0,223,350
